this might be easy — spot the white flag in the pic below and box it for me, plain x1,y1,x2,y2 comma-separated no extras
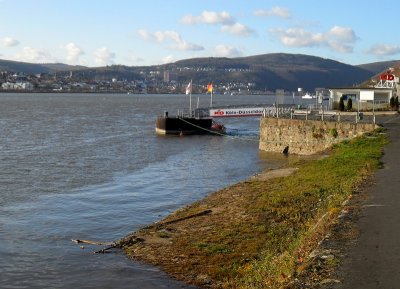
185,80,192,95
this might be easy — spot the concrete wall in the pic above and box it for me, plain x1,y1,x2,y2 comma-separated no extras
259,118,377,155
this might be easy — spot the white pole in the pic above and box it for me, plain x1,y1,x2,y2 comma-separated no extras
356,98,359,123
210,89,213,107
189,91,192,116
373,99,376,124
189,80,192,116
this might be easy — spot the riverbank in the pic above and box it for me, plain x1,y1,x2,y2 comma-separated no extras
117,129,387,288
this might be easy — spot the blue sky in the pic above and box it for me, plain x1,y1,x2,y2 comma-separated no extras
1,0,399,67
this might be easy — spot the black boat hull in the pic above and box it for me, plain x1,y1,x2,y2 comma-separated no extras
155,117,213,135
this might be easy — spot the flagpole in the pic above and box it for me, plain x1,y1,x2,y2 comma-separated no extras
189,80,192,116
206,82,213,107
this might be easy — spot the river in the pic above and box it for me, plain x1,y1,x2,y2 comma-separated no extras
0,93,292,288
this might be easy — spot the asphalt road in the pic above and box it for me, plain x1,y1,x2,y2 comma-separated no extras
333,114,400,289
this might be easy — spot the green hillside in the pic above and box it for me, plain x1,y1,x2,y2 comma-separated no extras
1,53,396,91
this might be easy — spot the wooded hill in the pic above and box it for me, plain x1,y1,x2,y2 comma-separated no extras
1,53,399,91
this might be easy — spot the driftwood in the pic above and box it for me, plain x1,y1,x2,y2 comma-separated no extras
72,210,212,254
143,209,212,230
71,239,116,254
71,239,114,246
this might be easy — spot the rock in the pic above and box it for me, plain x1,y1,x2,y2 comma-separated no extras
196,274,212,285
283,146,289,154
320,278,340,285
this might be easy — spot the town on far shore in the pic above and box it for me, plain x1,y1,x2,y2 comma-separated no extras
0,70,266,95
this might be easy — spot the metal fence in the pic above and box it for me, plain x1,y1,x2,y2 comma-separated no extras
188,104,382,124
263,106,379,124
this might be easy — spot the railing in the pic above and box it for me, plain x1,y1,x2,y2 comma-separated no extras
169,104,384,124
286,108,379,124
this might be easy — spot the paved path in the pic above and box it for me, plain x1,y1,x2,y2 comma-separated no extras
333,114,400,289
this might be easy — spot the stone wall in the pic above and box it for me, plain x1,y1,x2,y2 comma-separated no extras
259,117,378,155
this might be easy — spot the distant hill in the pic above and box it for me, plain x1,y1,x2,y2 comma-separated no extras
42,63,86,71
0,59,86,74
357,60,400,74
359,60,400,87
1,53,398,91
0,59,51,74
168,53,374,91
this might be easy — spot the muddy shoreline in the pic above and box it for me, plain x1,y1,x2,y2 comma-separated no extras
116,136,383,288
116,164,330,288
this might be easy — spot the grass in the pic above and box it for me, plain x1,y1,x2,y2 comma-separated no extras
121,128,388,289
232,129,387,288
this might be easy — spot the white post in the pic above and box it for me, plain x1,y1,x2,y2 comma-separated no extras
373,99,376,124
188,80,192,116
189,93,192,116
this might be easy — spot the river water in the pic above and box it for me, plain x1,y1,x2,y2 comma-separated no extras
0,93,292,288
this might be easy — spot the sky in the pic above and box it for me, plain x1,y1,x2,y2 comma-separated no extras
1,0,400,67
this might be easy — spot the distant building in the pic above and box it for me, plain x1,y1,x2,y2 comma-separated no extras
1,82,14,90
1,81,34,90
163,70,170,82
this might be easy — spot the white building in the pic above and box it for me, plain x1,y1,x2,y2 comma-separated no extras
329,87,393,110
329,70,398,111
1,81,34,90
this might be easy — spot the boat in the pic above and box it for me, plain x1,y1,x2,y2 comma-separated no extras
211,121,226,133
302,92,314,99
155,112,225,135
155,80,225,135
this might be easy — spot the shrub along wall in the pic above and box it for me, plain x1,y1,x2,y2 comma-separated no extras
259,118,378,155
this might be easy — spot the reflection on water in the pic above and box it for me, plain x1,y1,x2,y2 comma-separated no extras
0,93,289,288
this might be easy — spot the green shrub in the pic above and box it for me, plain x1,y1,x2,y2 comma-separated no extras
339,97,345,111
329,128,338,138
346,98,353,111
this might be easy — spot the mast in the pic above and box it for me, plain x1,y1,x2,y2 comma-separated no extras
207,82,213,107
210,87,213,107
186,80,193,115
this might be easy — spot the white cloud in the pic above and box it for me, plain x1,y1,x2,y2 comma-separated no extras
269,25,357,53
270,28,322,47
366,44,400,56
137,29,157,42
64,42,84,64
327,26,356,42
254,7,291,19
94,47,115,66
221,23,255,36
138,29,204,51
323,26,357,53
181,10,234,25
1,37,19,47
181,10,254,37
214,45,244,58
11,47,56,63
162,55,175,64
